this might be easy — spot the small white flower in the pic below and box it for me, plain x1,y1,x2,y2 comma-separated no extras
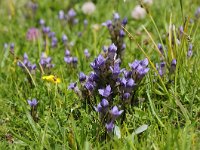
142,0,153,6
131,5,146,20
82,2,96,15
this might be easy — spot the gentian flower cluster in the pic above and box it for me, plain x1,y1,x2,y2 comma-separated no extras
64,50,78,68
103,13,127,59
18,53,36,74
69,43,149,132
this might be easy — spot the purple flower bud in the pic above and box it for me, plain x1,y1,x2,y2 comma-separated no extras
85,81,95,91
79,72,86,82
39,19,45,26
119,30,125,37
51,37,58,47
170,59,176,73
179,26,184,35
113,13,120,20
58,10,65,20
10,43,15,53
121,43,126,50
68,9,76,18
157,43,164,54
88,72,98,82
126,78,135,87
64,57,72,64
122,17,128,26
124,70,132,78
84,49,90,58
119,77,127,87
95,103,103,112
102,46,108,52
106,122,114,132
102,20,112,28
108,43,117,53
195,7,200,18
108,43,117,59
27,98,38,107
98,85,111,97
91,55,105,70
140,58,148,67
129,60,140,70
24,53,28,60
187,44,193,57
72,57,78,64
65,50,71,57
68,82,77,90
123,93,130,100
110,62,121,77
48,32,55,38
100,98,109,107
42,26,50,34
84,19,88,26
62,34,68,43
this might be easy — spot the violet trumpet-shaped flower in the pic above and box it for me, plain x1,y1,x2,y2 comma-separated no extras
106,121,114,132
98,85,112,97
110,106,123,118
27,98,38,107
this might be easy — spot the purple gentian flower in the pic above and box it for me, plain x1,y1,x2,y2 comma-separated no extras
88,72,98,82
85,81,95,91
98,85,112,97
65,50,71,56
121,43,126,50
157,43,164,54
58,10,65,20
68,82,77,90
123,93,130,100
187,44,193,57
122,17,128,26
64,57,73,64
129,60,140,70
42,26,50,34
113,13,120,20
126,78,135,87
68,8,76,18
170,59,177,73
108,43,117,59
62,34,68,43
110,62,121,78
27,98,38,107
195,7,200,18
106,121,114,132
100,98,109,107
51,37,58,47
119,30,125,37
79,72,86,82
84,49,90,58
39,19,45,26
110,106,123,118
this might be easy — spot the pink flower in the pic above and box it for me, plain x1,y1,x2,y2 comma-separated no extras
26,28,40,41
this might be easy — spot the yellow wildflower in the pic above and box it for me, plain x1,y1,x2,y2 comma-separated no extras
42,75,61,84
